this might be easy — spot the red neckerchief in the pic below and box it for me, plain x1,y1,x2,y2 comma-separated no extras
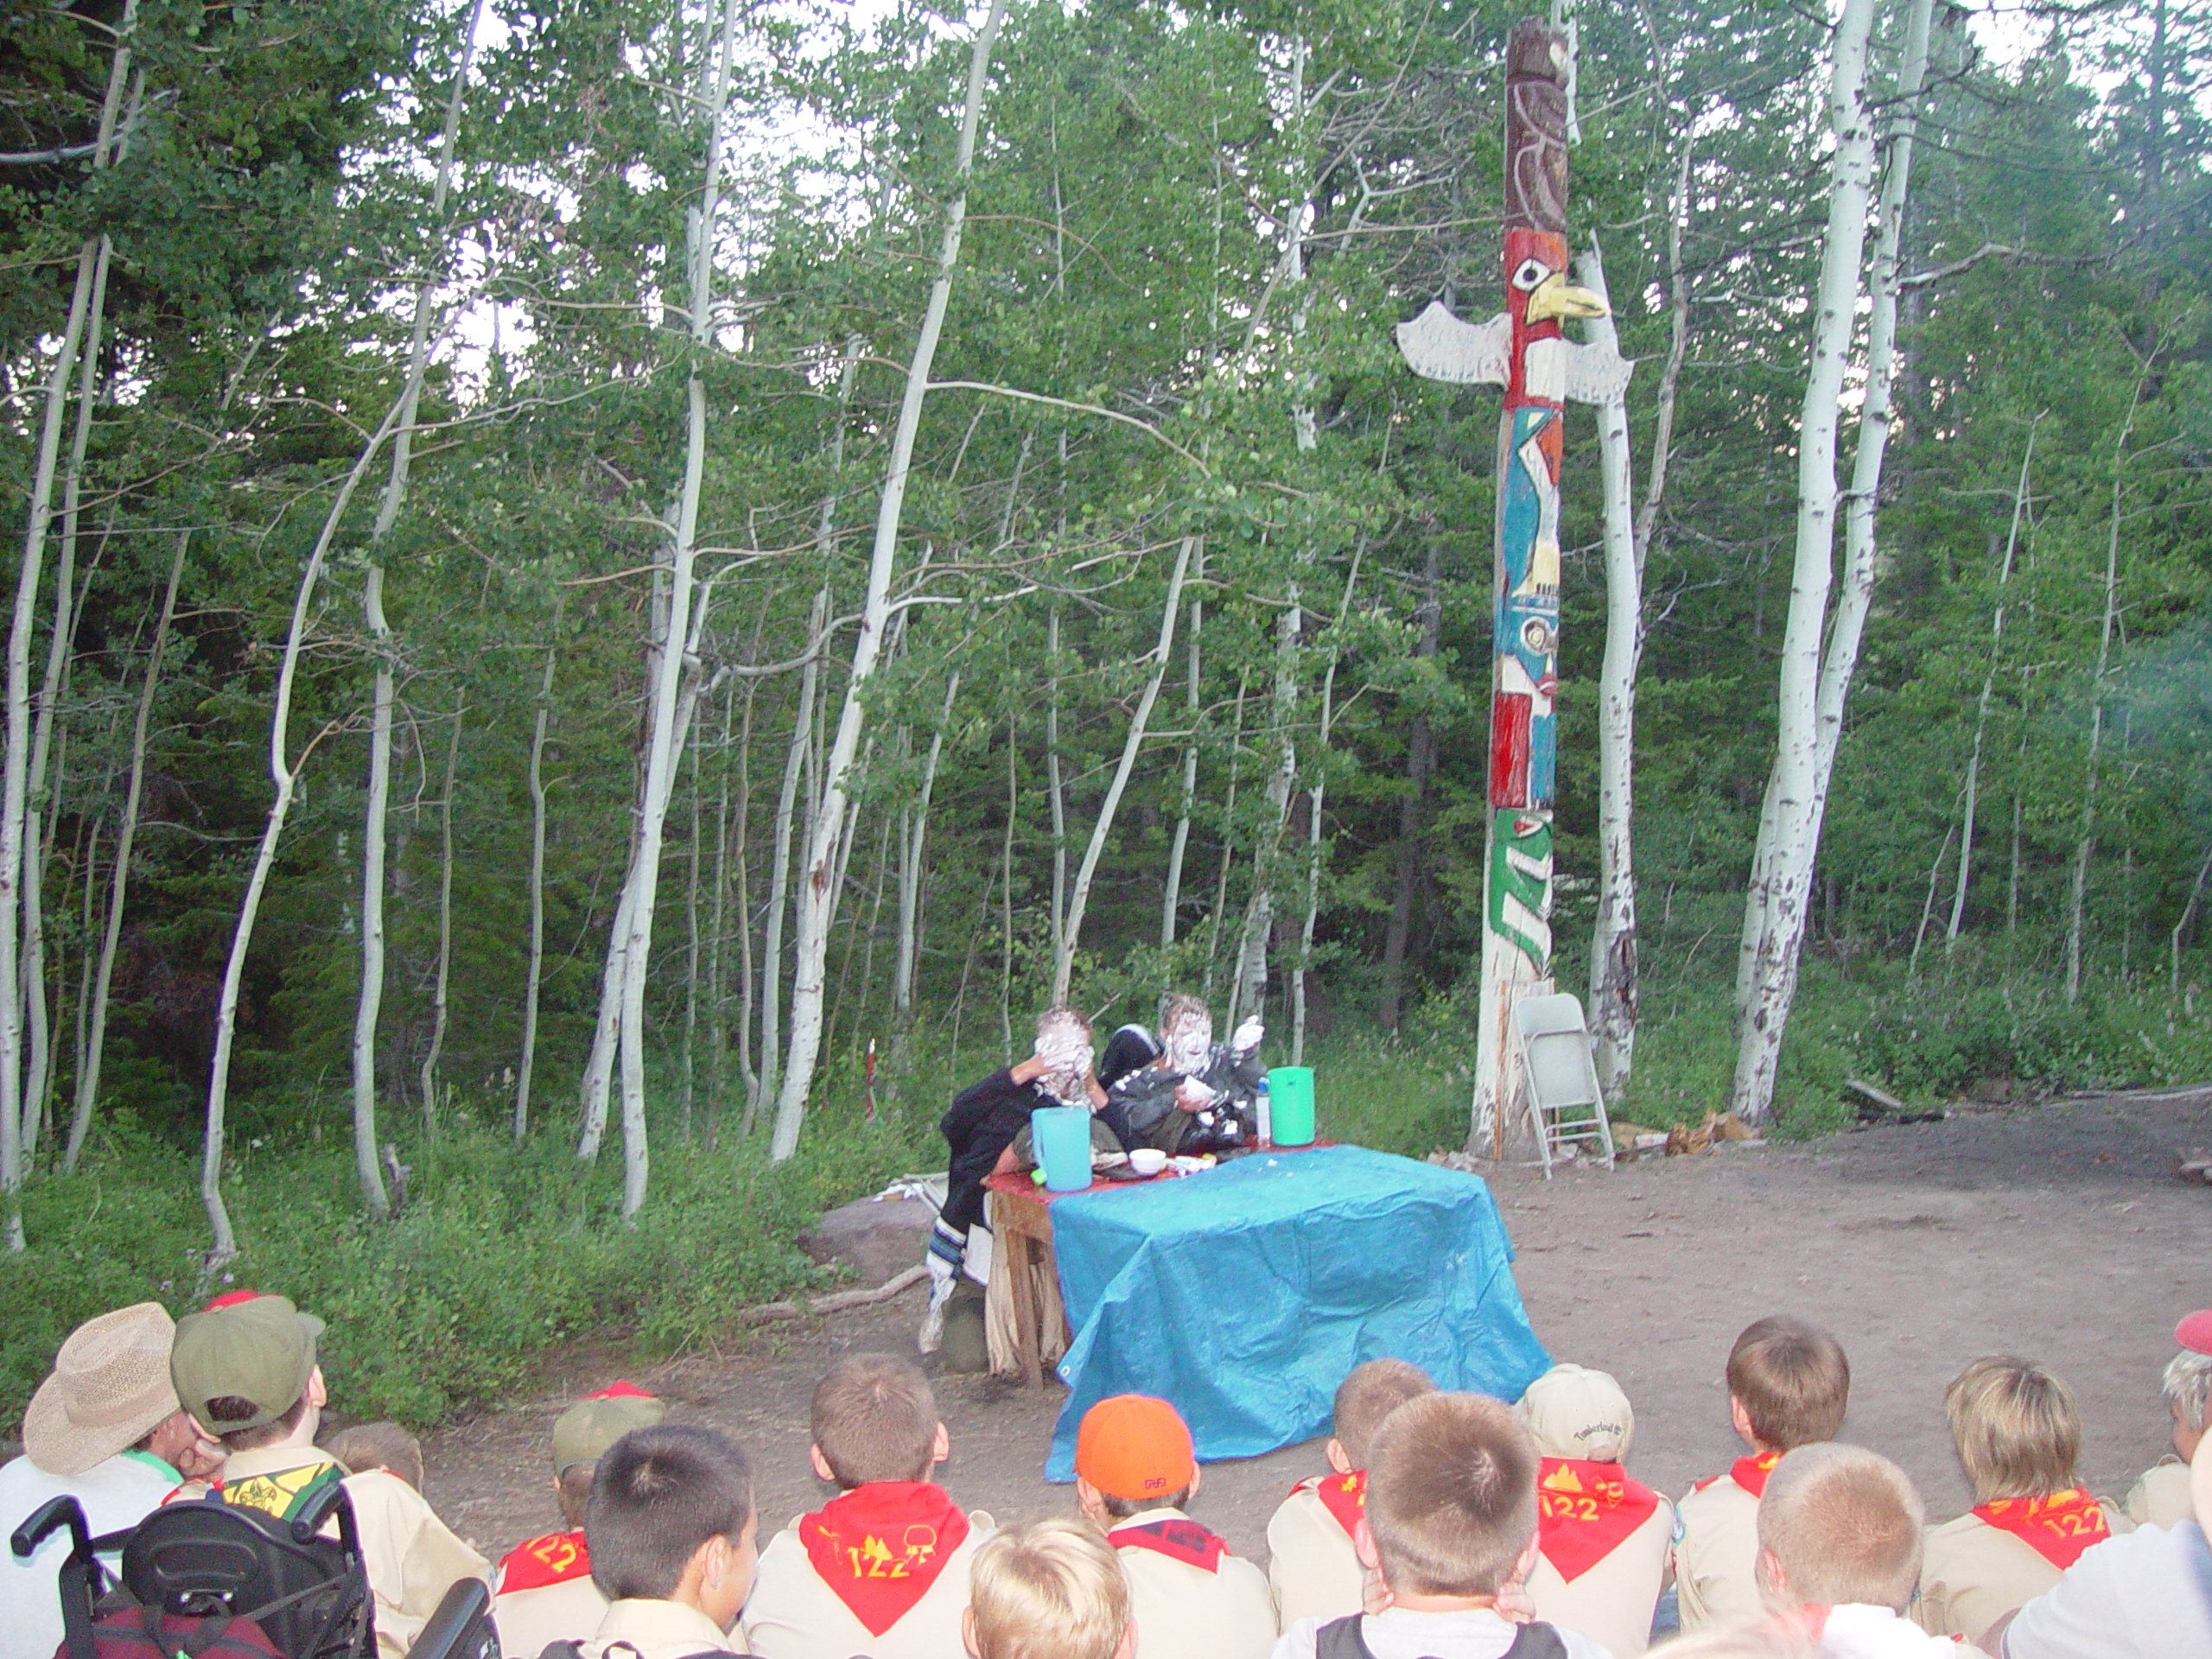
498,1530,591,1595
1972,1489,2111,1569
1535,1458,1662,1582
799,1482,970,1637
1293,1471,1366,1539
1714,1451,1781,1497
1109,1516,1228,1573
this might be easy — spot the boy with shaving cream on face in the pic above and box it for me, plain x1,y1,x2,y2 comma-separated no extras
924,1006,1106,1352
741,1356,992,1659
1673,1316,1850,1633
1519,1364,1672,1657
1912,1357,2128,1649
1268,1360,1438,1628
1107,993,1266,1157
1077,1395,1279,1659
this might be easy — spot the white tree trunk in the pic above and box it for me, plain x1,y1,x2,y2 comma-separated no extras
418,704,462,1120
1045,606,1069,969
771,0,1007,1161
895,673,959,1017
1055,538,1195,1002
1576,235,1644,1096
69,533,185,1170
2067,391,2145,1002
348,564,397,1218
1233,602,1300,1025
514,610,559,1142
1948,420,2038,950
1293,551,1361,1065
1160,588,1203,948
202,404,406,1260
755,588,825,1129
1732,0,1929,1122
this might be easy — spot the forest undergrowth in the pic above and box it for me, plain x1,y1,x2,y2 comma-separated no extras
8,956,2209,1433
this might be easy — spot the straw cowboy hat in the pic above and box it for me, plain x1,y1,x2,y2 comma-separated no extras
21,1302,181,1477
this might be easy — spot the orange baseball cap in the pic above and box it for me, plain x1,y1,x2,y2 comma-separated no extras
1076,1394,1196,1501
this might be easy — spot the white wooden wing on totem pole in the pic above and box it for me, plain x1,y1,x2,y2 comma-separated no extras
1395,19,1628,1155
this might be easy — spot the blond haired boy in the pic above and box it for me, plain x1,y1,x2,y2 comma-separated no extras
1268,1360,1438,1627
965,1518,1135,1659
1270,1391,1610,1659
1520,1364,1672,1656
2124,1310,2212,1528
1673,1316,1849,1632
1075,1395,1276,1659
741,1356,992,1659
1914,1357,2127,1648
493,1382,666,1659
1755,1444,1965,1658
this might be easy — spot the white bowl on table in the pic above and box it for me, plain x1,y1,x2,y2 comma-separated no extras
1128,1148,1168,1177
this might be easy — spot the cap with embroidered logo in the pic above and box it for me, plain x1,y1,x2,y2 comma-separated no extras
1075,1394,1196,1502
1519,1362,1636,1464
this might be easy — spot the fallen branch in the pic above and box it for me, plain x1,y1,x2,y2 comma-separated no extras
736,1262,928,1326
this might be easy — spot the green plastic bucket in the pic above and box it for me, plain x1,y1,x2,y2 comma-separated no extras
1032,1105,1094,1192
1267,1066,1316,1147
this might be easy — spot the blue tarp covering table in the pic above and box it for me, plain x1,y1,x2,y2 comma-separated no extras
1044,1144,1549,1481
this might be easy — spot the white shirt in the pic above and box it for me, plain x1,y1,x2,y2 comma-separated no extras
2003,1519,2212,1659
1271,1605,1615,1659
1816,1605,1969,1659
0,1450,180,1659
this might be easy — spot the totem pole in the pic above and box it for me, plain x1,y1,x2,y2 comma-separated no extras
1396,21,1627,1154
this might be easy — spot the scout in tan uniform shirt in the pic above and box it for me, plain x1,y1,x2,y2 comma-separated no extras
1518,1363,1673,1657
1913,1356,2128,1648
2124,1309,2211,1529
1266,1358,1435,1628
578,1424,760,1659
493,1382,666,1659
1673,1314,1851,1632
168,1293,488,1659
1074,1395,1275,1659
742,1356,991,1659
965,1520,1135,1659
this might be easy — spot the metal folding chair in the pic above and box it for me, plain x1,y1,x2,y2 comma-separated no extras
1514,992,1614,1177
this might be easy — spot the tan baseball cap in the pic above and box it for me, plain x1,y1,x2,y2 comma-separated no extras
171,1294,324,1433
553,1382,664,1474
1520,1363,1636,1464
22,1303,182,1476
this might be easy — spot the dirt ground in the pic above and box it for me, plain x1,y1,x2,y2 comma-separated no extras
417,1087,2212,1566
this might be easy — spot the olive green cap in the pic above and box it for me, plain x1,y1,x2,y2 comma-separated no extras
171,1294,325,1433
553,1383,665,1474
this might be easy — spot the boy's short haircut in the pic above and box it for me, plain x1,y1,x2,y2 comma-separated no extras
586,1425,754,1602
556,1461,594,1529
1945,1357,2080,1503
1332,1360,1438,1467
2164,1351,2212,1434
207,1392,311,1453
1038,1005,1093,1040
1159,994,1208,1036
326,1421,423,1490
810,1354,939,1487
1757,1443,1923,1613
1726,1317,1850,1451
968,1518,1128,1659
1363,1391,1538,1599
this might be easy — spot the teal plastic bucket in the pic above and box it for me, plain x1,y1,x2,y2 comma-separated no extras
1267,1067,1316,1146
1032,1105,1094,1192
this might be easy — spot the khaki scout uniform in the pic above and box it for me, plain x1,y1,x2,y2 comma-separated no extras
741,1503,993,1659
1526,1492,1675,1657
1671,1459,1773,1633
1109,1507,1277,1659
2124,1459,2194,1529
493,1531,609,1659
211,1450,489,1659
1266,1478,1366,1630
585,1599,741,1659
1911,1500,2128,1647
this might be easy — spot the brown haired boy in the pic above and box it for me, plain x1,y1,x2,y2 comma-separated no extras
1267,1360,1437,1627
1271,1391,1610,1659
741,1356,993,1659
1756,1444,1966,1658
1673,1315,1849,1632
326,1421,424,1493
1519,1364,1672,1656
493,1382,666,1659
168,1294,488,1659
1075,1395,1276,1659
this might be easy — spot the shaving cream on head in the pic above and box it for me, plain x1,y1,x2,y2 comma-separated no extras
1033,1012,1093,1105
1164,1012,1213,1076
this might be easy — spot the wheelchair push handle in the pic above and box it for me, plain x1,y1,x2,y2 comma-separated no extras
11,1494,92,1561
289,1474,362,1553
